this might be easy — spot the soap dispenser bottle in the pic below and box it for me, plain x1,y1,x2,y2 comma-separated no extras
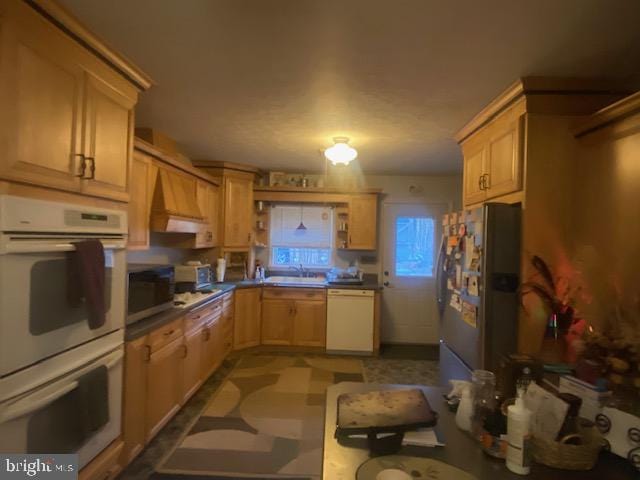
506,392,532,475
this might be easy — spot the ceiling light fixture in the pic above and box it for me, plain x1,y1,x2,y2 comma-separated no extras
324,137,357,166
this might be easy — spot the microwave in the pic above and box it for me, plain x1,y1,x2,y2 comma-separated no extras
127,264,175,324
175,263,212,289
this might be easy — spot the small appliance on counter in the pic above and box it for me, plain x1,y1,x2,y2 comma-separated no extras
127,264,175,324
175,261,212,293
326,266,363,285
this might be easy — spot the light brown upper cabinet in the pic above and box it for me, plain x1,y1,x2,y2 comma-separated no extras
79,73,136,201
455,78,623,210
460,100,524,207
0,0,150,201
128,151,157,250
223,175,254,248
192,161,259,251
348,194,378,250
461,135,487,206
193,180,220,249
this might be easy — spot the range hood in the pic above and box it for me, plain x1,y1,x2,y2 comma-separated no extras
150,167,205,233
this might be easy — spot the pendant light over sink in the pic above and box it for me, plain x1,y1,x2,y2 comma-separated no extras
324,137,357,166
296,206,307,231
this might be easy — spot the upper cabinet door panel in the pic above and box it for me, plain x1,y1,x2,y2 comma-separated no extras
81,73,135,202
128,152,156,250
0,5,84,191
462,139,487,206
348,194,377,250
485,114,523,200
224,176,253,248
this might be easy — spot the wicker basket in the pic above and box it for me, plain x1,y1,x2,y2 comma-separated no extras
531,425,603,470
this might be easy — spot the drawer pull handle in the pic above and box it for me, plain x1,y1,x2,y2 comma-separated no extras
164,329,175,336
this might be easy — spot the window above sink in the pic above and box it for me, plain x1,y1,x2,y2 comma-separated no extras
269,205,334,269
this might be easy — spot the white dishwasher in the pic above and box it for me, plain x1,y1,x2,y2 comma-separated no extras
326,289,375,354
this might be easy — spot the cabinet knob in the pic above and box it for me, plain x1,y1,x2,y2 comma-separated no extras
383,281,390,287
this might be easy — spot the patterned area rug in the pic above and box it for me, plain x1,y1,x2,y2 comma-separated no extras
156,355,364,479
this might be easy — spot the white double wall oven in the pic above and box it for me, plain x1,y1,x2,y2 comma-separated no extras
0,195,127,469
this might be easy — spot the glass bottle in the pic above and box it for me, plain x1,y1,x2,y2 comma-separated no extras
471,369,496,440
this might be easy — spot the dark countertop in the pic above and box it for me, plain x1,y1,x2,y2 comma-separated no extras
229,276,382,291
323,383,636,480
125,283,236,341
125,277,381,341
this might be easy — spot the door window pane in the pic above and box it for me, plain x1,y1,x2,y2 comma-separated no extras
395,217,435,277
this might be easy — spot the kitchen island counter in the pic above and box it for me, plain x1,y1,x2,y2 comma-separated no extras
323,382,636,480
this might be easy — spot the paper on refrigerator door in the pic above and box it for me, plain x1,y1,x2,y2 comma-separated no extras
462,302,477,328
464,236,475,269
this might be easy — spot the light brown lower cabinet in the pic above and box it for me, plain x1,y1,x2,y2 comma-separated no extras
182,326,204,402
120,337,148,466
260,290,327,347
221,292,234,356
292,300,326,347
201,316,223,379
145,336,183,441
120,294,235,470
261,298,294,345
234,288,262,350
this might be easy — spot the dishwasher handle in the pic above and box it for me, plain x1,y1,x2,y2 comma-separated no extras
327,289,375,297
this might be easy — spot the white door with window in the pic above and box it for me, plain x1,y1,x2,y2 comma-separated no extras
381,202,446,344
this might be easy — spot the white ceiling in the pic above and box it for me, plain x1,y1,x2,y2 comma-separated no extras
60,0,640,174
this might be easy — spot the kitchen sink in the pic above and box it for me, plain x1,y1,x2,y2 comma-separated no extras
263,276,326,286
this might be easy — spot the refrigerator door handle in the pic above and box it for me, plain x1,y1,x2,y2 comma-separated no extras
435,233,446,315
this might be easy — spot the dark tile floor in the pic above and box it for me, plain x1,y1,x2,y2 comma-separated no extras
118,345,439,480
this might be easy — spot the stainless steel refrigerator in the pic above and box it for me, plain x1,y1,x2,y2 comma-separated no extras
436,203,521,384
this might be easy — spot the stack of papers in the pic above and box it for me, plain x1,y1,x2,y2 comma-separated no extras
403,428,445,447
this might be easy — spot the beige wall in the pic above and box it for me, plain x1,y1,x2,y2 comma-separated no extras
569,116,640,331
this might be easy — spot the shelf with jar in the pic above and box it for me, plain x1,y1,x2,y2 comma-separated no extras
335,206,349,249
254,200,270,248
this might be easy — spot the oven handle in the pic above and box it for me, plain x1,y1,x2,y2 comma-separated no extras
4,242,125,253
0,381,79,423
104,349,124,369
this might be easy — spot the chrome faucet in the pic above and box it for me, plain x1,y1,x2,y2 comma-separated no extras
290,264,305,277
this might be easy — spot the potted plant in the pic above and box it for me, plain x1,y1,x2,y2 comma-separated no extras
519,255,579,363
